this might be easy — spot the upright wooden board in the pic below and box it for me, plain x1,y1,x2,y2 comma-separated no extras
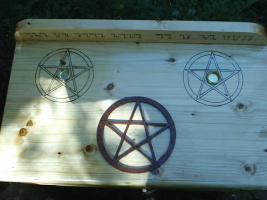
15,19,267,45
1,19,267,189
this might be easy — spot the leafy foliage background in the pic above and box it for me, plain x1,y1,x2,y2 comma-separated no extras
0,0,266,47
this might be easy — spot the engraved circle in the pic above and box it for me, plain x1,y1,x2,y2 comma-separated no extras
183,51,243,106
97,97,176,173
35,48,94,102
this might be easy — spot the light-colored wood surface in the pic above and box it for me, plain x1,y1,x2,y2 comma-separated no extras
1,20,267,189
14,19,267,45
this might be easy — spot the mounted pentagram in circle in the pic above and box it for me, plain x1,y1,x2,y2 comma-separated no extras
97,97,176,173
183,51,243,106
35,48,94,102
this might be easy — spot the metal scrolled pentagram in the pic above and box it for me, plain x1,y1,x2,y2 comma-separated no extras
97,97,176,173
36,48,94,102
183,51,243,106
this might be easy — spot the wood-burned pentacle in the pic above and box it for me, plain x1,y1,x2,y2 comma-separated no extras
35,48,94,102
183,51,243,106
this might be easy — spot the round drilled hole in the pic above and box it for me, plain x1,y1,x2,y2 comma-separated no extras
59,70,70,80
206,71,221,85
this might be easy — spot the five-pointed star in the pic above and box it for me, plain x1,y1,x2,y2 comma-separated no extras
102,98,172,166
186,52,241,101
39,49,91,97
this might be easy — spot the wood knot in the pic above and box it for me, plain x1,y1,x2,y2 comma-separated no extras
233,102,249,115
60,59,66,65
83,144,97,156
151,168,160,175
166,58,176,63
85,145,93,152
106,83,115,90
19,128,27,136
169,58,176,62
237,103,244,110
26,120,33,126
244,164,256,175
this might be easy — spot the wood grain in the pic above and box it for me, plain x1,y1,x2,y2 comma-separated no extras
14,19,267,45
1,20,267,188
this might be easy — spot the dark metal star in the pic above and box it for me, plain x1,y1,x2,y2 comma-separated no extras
102,98,172,166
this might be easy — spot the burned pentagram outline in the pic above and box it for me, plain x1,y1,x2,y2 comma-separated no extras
183,51,243,106
35,48,94,103
97,97,176,173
